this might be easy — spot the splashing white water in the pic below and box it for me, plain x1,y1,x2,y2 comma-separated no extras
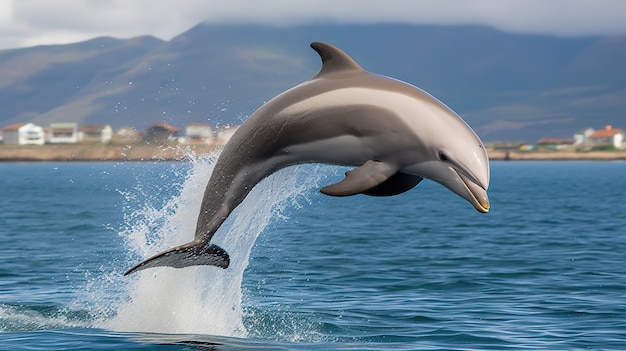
94,152,324,336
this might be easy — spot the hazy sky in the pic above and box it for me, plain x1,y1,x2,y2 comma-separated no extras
2,0,625,50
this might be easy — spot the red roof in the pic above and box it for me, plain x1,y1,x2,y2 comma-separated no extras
147,122,180,134
2,123,27,131
589,125,623,138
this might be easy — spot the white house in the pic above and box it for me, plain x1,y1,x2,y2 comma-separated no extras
588,125,624,149
112,126,142,144
215,125,240,145
182,123,214,145
573,127,595,146
78,124,113,143
2,123,45,145
48,123,78,143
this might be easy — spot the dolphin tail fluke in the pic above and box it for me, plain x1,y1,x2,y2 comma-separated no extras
124,241,230,276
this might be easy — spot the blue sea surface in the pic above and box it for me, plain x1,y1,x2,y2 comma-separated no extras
0,160,625,350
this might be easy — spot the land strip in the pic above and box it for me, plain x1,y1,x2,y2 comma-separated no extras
488,150,626,161
1,144,625,162
0,144,218,162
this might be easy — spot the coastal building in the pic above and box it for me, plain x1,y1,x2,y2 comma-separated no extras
48,123,78,143
2,123,45,145
78,124,113,143
145,122,180,143
573,128,595,146
215,125,240,145
112,127,142,144
181,123,214,145
587,125,624,149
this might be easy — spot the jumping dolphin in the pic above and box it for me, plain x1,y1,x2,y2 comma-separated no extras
125,42,490,275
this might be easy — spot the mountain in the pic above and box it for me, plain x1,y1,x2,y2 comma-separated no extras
1,23,624,142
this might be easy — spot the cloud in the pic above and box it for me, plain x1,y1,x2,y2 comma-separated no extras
1,0,626,50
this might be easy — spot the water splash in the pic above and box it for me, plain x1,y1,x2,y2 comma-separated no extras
93,152,324,336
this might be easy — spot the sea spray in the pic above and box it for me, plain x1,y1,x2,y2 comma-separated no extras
95,153,326,336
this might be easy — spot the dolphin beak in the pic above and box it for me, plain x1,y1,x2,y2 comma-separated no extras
457,171,490,213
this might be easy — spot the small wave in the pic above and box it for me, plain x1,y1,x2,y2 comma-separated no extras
0,303,90,332
244,308,332,343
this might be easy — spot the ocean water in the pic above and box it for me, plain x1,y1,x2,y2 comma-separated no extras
0,158,624,350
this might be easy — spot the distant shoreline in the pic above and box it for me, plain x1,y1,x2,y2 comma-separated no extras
0,144,219,162
487,150,626,161
1,144,625,162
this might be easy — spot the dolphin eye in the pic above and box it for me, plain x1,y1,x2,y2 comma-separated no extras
438,152,449,162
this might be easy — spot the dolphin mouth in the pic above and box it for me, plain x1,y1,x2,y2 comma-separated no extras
457,171,490,213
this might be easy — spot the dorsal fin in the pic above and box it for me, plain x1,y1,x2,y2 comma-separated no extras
310,42,364,77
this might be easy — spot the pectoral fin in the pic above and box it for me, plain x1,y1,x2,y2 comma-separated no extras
320,160,397,197
363,173,423,197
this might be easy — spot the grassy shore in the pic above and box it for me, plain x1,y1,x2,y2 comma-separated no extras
1,144,625,162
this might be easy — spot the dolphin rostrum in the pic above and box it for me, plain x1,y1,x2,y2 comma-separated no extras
125,42,490,275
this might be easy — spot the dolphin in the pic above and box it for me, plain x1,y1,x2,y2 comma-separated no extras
125,42,490,276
